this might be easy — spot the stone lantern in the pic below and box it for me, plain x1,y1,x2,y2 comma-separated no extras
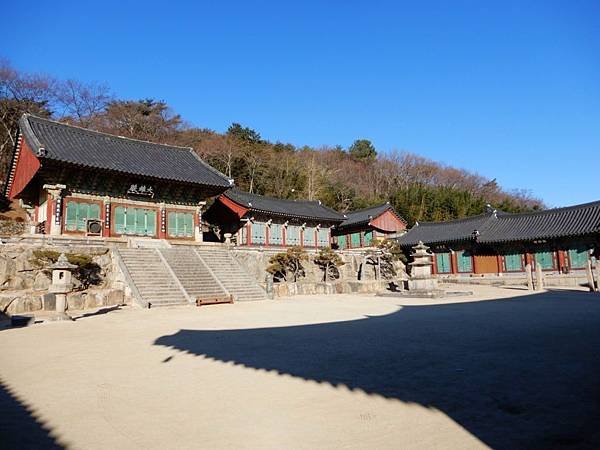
407,241,442,296
48,253,77,321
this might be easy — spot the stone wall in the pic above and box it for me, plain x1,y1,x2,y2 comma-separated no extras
0,220,26,237
271,280,392,297
232,247,406,285
439,273,590,288
0,243,124,316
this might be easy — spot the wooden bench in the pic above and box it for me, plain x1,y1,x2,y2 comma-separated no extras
196,295,234,306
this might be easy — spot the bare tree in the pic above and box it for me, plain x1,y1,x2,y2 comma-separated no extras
54,79,112,127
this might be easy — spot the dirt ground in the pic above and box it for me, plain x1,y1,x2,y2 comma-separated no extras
0,285,599,450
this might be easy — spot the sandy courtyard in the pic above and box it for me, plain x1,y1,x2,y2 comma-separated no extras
1,285,599,449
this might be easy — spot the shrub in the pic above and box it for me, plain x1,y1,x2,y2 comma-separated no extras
31,250,102,289
314,247,345,282
266,246,308,282
366,238,406,280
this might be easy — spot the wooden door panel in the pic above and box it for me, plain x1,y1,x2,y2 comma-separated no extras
475,255,499,273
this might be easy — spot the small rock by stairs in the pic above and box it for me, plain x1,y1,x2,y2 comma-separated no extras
195,247,268,302
117,248,189,307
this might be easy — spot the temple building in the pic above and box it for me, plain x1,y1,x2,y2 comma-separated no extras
397,201,600,275
203,189,344,247
333,203,407,249
5,114,232,241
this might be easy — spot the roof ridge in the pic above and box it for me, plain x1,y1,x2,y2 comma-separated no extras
495,200,600,219
227,189,325,205
189,150,233,186
24,113,195,152
416,211,496,226
345,203,390,215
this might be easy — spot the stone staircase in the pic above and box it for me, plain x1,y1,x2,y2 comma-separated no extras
195,248,268,302
116,246,267,307
117,248,189,308
160,248,229,300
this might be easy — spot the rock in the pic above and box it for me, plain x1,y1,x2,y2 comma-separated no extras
95,254,112,268
84,292,100,309
67,292,85,310
105,289,124,305
16,255,35,272
8,275,26,290
0,256,16,286
7,295,42,314
33,272,51,290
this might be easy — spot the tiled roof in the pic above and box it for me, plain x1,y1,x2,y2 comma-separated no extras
337,203,406,230
224,189,344,222
478,200,600,243
397,211,497,247
19,114,232,188
398,200,600,247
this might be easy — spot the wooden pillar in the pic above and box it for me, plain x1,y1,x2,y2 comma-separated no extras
158,206,167,239
557,250,567,273
450,251,458,274
103,198,111,238
45,192,52,234
44,184,66,236
472,253,478,274
431,252,437,275
282,224,287,246
246,222,251,245
496,255,503,275
194,205,204,242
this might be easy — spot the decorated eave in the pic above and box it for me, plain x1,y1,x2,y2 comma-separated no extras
336,202,407,232
222,189,344,223
6,114,233,199
397,200,600,248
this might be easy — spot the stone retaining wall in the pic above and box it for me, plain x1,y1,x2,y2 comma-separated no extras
0,288,124,315
271,280,392,297
439,273,589,287
232,247,406,284
0,243,125,316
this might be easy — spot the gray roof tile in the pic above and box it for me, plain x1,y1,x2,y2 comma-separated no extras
338,203,406,230
398,201,600,247
225,189,344,222
478,200,600,243
20,114,232,188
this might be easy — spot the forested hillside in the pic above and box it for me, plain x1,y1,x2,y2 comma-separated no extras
0,61,542,225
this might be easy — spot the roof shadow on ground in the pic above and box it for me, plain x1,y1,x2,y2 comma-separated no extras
155,291,600,449
0,378,64,449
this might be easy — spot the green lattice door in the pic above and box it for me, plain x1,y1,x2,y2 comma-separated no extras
535,251,554,270
270,223,283,245
337,235,347,249
436,253,451,273
568,247,588,269
114,207,156,237
350,232,361,248
504,253,523,271
65,201,100,232
456,250,472,272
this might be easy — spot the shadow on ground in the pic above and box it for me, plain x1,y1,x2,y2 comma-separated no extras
0,378,64,449
155,291,600,449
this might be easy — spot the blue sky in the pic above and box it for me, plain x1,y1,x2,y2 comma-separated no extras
3,1,599,207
